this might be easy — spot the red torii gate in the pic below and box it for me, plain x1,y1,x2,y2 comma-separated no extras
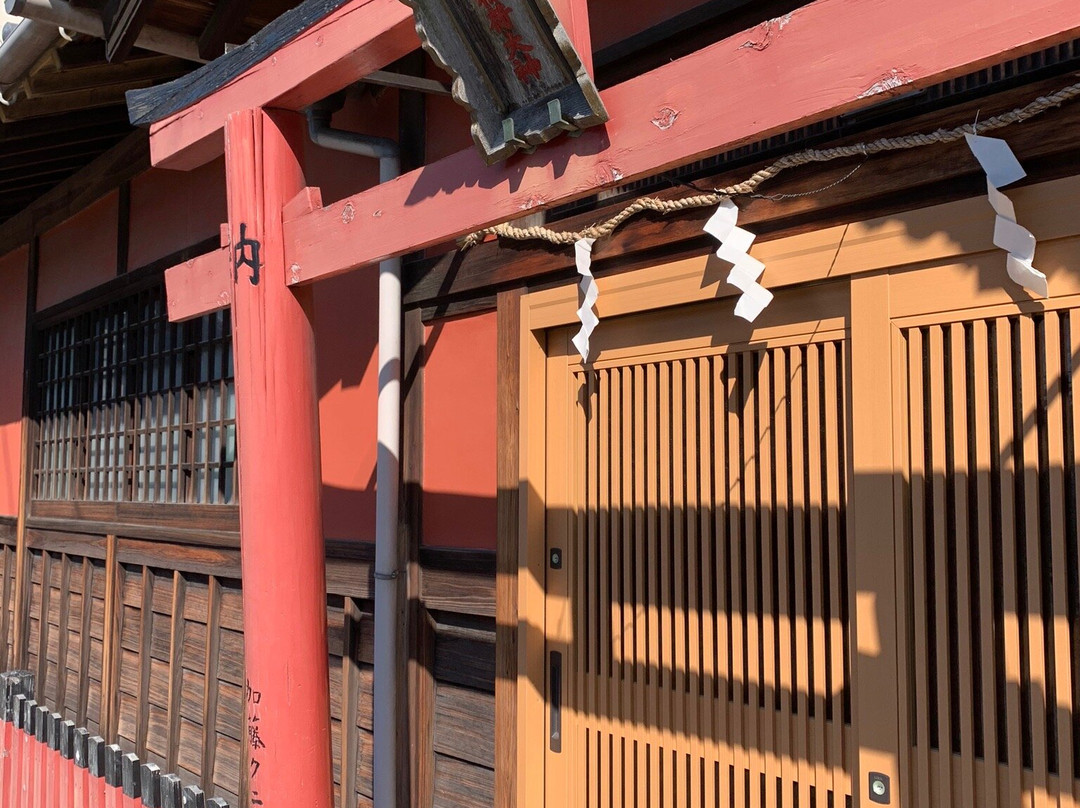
147,0,1080,806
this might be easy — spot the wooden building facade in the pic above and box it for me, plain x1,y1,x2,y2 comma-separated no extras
1,1,1080,807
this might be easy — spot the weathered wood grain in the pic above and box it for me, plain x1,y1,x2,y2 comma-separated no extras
433,683,495,768
131,0,417,170
494,286,522,808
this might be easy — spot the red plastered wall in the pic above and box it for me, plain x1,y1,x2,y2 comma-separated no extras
128,158,227,270
36,193,118,312
0,246,28,517
422,311,497,550
314,270,380,541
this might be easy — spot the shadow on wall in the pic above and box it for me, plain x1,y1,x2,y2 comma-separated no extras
491,293,1080,805
313,269,498,548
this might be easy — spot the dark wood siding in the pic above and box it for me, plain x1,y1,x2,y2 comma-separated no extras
0,525,496,808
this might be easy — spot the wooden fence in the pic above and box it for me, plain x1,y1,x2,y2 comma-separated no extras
0,515,498,808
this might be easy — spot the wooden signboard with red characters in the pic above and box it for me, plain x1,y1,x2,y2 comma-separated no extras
402,0,607,162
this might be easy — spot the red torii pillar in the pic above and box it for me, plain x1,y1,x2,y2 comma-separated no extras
224,107,334,808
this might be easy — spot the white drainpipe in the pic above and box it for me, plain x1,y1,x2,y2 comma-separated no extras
307,99,402,808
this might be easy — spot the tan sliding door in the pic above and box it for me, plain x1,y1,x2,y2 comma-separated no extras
540,282,854,808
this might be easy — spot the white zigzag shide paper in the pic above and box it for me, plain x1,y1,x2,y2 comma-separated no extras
965,134,1048,298
571,237,599,361
704,199,773,322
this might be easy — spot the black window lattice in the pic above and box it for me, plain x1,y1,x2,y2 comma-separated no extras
33,281,236,506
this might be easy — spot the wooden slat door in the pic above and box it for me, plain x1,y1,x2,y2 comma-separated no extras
541,284,854,808
893,298,1080,808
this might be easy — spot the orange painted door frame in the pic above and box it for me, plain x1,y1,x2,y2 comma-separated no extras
224,107,334,808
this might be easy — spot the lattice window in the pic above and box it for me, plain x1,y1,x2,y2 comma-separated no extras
32,281,236,505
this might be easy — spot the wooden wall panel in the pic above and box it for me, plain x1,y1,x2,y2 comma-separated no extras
0,524,19,682
1,529,497,808
897,305,1080,808
9,536,249,805
426,613,497,808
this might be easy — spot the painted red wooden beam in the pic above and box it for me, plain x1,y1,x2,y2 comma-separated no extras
149,0,418,170
273,0,1080,286
164,244,232,321
549,0,593,75
160,0,1080,305
225,107,335,808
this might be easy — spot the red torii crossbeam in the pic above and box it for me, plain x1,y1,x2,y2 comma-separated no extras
148,0,418,170
160,0,1080,322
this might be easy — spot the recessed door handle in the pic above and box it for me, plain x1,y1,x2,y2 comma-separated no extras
550,651,562,753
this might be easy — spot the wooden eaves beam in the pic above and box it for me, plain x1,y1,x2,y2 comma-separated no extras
197,0,255,61
276,0,1080,287
145,0,419,169
103,0,158,62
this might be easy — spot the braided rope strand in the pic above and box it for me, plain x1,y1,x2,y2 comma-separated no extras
459,80,1080,250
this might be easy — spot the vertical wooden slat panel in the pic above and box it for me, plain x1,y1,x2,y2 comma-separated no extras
586,368,600,808
738,353,758,808
787,346,811,808
1019,315,1051,808
995,317,1025,808
683,359,703,808
166,570,186,773
1044,312,1076,808
1070,310,1080,808
727,355,747,808
970,319,1001,808
56,555,72,719
805,343,828,802
671,359,689,808
100,536,120,743
772,347,794,808
698,357,717,808
907,324,933,808
619,366,636,808
822,342,845,800
629,363,646,808
36,550,52,696
891,325,915,808
137,567,154,758
410,606,433,808
77,559,93,728
949,324,978,808
572,368,588,808
928,324,954,807
712,356,733,806
598,368,612,808
200,575,221,794
495,287,521,808
0,543,11,672
645,363,661,808
757,350,777,808
658,361,674,808
610,365,625,808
